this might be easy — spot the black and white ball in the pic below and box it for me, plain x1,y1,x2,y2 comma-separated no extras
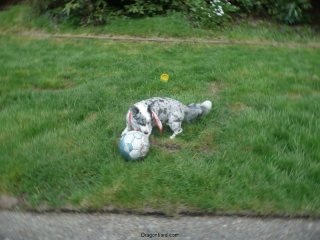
119,131,150,160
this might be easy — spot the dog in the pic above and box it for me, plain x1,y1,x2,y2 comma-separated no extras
121,97,212,139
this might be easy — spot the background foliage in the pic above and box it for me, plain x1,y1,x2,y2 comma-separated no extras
234,0,312,24
26,0,314,26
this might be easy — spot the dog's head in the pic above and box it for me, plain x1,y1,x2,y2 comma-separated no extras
128,103,162,136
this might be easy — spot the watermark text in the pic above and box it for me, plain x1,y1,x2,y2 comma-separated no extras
141,232,179,238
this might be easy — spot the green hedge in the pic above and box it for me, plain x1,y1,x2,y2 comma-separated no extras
234,0,312,24
27,0,313,26
27,0,184,25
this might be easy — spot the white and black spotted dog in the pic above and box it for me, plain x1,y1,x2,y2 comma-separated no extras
121,97,212,139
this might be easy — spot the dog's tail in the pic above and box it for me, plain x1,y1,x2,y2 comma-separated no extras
184,100,212,122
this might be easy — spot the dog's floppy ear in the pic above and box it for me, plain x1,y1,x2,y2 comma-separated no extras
128,106,139,129
148,106,163,133
130,106,139,116
152,112,163,133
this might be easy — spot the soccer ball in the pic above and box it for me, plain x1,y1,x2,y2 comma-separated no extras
119,131,150,160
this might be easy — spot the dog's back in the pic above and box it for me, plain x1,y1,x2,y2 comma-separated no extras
139,97,186,123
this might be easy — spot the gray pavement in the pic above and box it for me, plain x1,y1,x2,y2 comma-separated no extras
0,210,319,240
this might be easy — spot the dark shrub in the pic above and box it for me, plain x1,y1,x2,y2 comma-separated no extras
233,0,312,24
28,0,313,26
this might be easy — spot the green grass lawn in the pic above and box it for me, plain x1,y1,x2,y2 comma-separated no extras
0,4,320,216
0,33,319,216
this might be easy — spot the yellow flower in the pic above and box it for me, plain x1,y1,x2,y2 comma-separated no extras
160,73,169,82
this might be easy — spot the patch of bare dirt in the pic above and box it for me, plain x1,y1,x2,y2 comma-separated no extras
229,102,249,111
151,139,182,153
0,195,18,209
208,82,223,96
84,112,98,123
2,31,320,49
32,80,75,92
287,92,302,100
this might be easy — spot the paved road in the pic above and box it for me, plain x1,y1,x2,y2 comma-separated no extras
0,211,319,240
